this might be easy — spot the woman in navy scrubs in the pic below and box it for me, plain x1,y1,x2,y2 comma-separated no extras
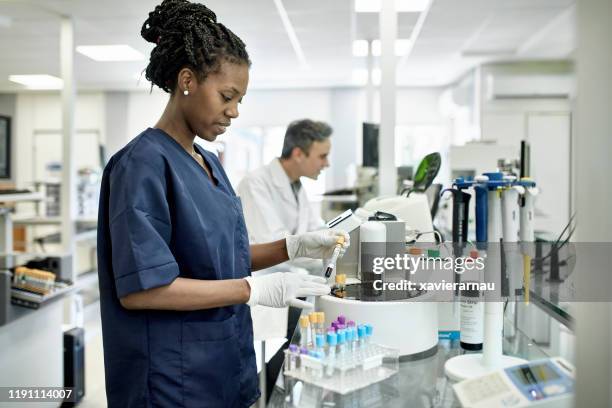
97,1,348,407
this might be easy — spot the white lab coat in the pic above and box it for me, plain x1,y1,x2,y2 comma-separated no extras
238,158,325,341
237,158,324,244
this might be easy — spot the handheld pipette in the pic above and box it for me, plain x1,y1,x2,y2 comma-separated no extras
324,235,346,278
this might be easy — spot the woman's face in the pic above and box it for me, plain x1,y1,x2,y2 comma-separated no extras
180,61,249,141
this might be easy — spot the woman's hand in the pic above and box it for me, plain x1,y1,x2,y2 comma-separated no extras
244,272,330,309
285,229,349,260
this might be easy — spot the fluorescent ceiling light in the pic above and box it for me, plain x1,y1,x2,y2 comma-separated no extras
352,39,411,56
9,74,63,89
272,0,308,68
355,0,429,13
76,45,144,62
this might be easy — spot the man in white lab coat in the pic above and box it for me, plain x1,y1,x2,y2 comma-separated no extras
237,119,332,401
237,118,331,250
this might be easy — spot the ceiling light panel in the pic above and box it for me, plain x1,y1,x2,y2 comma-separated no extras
76,45,144,62
9,74,63,89
355,0,429,13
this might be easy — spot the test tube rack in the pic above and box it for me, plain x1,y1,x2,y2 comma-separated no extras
284,343,399,395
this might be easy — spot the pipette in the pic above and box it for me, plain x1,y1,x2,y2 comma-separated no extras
324,235,345,278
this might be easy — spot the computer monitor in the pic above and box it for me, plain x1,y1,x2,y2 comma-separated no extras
0,116,10,179
362,122,379,167
520,140,530,178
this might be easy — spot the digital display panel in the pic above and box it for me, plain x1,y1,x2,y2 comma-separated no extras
513,364,560,386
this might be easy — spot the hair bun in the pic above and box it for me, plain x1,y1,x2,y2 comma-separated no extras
141,0,218,44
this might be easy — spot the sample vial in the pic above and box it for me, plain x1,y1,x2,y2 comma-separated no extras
333,273,346,298
337,329,347,355
287,344,299,371
315,334,326,353
317,312,326,335
299,316,310,348
308,312,317,344
299,347,309,372
365,324,373,347
326,331,338,376
347,320,357,351
324,235,345,278
357,325,366,348
346,326,355,353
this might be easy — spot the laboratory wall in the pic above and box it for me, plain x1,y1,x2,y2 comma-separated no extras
14,92,106,189
107,86,449,192
8,79,570,220
481,63,573,236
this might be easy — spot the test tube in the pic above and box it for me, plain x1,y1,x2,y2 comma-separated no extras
346,326,355,354
357,324,367,348
365,324,373,346
326,331,337,377
315,334,326,353
300,347,309,372
317,312,326,335
299,316,309,348
324,236,345,278
308,313,317,345
334,274,346,293
346,321,356,352
337,329,347,355
337,315,346,325
287,344,299,371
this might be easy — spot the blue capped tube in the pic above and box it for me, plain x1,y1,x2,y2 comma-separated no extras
326,332,337,376
357,325,367,347
315,334,325,352
337,329,347,354
365,324,373,346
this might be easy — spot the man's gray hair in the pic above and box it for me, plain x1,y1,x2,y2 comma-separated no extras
280,119,333,159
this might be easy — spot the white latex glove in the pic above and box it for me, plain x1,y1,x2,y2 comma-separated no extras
285,229,350,260
244,272,330,309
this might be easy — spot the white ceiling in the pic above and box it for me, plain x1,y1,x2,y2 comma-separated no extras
0,0,575,92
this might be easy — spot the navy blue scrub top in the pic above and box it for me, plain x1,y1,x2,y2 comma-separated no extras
97,128,259,408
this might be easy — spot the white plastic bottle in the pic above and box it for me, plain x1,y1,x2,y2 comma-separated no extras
359,218,387,282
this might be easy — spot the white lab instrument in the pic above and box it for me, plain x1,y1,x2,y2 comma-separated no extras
316,294,438,357
317,192,439,358
453,357,574,408
519,183,538,304
357,218,386,280
445,173,527,381
361,193,433,240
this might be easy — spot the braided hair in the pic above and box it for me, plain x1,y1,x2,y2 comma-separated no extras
141,0,250,93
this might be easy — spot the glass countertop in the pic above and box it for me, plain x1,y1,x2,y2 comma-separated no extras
269,310,555,408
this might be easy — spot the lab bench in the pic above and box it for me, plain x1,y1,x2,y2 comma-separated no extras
268,300,573,408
